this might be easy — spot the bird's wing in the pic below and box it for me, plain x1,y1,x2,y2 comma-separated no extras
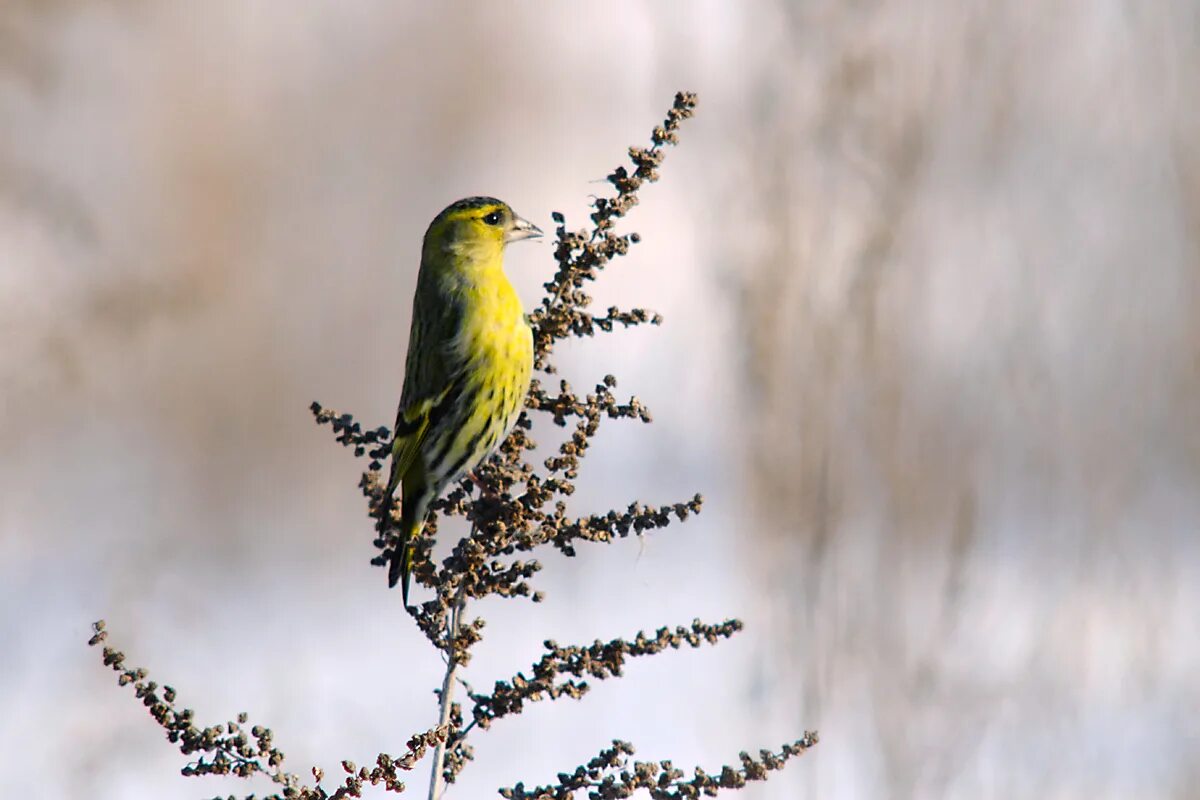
386,280,466,494
388,381,457,490
388,399,432,488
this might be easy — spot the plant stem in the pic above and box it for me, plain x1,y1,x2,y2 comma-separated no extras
428,587,464,800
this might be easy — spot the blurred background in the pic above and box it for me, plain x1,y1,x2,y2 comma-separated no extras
2,2,1197,798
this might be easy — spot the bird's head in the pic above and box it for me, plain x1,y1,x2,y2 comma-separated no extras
423,197,542,267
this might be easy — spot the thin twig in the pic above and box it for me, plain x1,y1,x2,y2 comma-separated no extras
428,579,466,800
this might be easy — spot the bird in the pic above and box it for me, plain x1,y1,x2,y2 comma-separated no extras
379,197,541,606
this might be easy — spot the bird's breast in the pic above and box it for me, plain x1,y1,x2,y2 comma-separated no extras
456,280,532,371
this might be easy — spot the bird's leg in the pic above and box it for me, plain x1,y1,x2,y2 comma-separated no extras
467,470,499,500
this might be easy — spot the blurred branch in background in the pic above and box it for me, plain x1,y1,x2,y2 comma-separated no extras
727,2,1200,797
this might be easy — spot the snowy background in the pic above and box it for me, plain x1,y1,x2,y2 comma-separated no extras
2,3,1198,798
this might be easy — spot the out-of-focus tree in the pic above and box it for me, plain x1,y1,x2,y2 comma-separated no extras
725,2,1200,797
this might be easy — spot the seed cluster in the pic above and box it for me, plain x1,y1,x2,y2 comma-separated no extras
499,734,820,800
88,621,444,799
469,620,744,728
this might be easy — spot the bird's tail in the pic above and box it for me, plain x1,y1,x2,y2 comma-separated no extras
388,517,422,607
376,491,395,537
378,461,410,600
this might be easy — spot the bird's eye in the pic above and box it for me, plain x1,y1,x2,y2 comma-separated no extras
482,210,503,226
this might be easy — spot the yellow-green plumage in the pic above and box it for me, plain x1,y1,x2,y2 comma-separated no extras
380,197,539,606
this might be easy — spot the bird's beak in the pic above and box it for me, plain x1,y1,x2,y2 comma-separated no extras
506,214,543,243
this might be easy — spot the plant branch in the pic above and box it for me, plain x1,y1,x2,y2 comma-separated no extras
469,619,743,730
87,620,445,799
428,583,467,800
88,91,818,799
500,734,820,800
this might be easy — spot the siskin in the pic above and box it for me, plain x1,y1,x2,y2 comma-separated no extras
380,197,541,606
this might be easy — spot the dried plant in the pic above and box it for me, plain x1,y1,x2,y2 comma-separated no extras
89,92,818,799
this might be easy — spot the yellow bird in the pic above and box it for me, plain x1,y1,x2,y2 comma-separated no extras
380,197,540,605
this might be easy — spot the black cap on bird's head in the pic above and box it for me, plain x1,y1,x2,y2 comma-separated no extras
426,196,542,251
